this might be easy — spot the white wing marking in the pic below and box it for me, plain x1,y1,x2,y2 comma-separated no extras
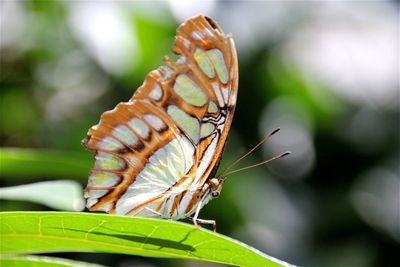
115,136,194,215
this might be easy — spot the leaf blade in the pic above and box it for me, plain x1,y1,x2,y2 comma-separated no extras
0,255,105,267
0,212,292,267
0,148,91,180
0,180,85,211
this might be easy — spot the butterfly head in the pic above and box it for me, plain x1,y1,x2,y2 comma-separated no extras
208,177,225,198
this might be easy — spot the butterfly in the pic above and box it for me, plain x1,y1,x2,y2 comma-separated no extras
83,15,238,230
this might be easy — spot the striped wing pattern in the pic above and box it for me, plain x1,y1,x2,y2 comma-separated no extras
83,15,238,219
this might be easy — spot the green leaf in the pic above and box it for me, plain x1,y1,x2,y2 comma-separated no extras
0,255,105,267
0,148,91,180
0,180,85,211
0,212,293,267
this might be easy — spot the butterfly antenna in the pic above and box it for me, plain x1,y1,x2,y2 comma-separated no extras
219,128,281,177
222,151,291,178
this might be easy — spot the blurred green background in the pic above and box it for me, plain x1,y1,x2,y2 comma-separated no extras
1,1,398,266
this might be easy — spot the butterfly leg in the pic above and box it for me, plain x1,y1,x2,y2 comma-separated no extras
192,196,217,231
194,218,217,232
144,207,172,219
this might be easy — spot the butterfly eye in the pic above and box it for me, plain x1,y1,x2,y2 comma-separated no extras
212,191,220,198
210,178,221,197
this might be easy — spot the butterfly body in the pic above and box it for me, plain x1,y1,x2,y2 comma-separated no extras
83,15,238,225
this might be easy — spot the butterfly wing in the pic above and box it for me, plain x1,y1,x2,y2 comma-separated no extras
83,15,238,218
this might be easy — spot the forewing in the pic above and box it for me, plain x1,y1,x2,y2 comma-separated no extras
134,15,238,187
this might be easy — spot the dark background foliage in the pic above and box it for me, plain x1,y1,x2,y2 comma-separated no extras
1,1,399,266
